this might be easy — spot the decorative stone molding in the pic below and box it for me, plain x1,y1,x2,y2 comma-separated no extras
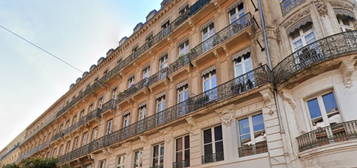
215,104,236,126
313,0,328,16
282,7,311,28
339,57,356,88
280,89,297,109
185,116,197,129
103,147,113,155
259,89,274,105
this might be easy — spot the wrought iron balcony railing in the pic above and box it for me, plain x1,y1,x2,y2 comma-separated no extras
55,0,212,120
201,152,224,164
238,141,268,157
173,160,190,168
297,120,357,152
19,140,50,161
57,65,271,163
280,0,306,16
116,13,253,105
273,31,357,84
51,99,116,142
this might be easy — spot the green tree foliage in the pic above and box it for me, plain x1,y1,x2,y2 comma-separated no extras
22,158,58,168
2,163,20,168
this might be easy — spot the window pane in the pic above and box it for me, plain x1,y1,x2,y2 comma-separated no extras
204,144,213,155
307,98,322,119
214,125,222,141
239,118,250,134
322,92,337,113
176,137,182,151
305,31,316,44
252,114,264,132
184,135,190,148
203,129,212,144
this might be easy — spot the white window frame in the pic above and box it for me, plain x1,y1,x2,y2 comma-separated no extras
290,27,316,52
178,40,189,57
138,104,147,121
98,97,104,109
156,95,166,113
112,87,118,100
128,76,135,88
152,143,165,168
99,159,106,168
177,84,189,103
202,70,217,92
142,66,151,79
82,132,88,145
159,55,168,70
236,113,266,149
175,135,190,167
337,16,354,32
133,149,143,168
117,154,126,168
228,2,245,23
233,52,253,78
123,113,131,128
91,127,98,141
305,91,341,129
202,125,224,162
106,119,113,135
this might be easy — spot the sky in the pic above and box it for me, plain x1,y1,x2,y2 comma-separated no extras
0,0,162,150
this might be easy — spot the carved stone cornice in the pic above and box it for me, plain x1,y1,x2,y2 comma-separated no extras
259,89,274,105
282,5,311,28
185,116,197,129
313,0,328,16
215,104,236,126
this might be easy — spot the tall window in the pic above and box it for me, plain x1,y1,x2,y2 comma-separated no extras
98,159,106,168
337,16,354,32
152,143,165,168
175,135,190,168
58,144,64,155
65,120,70,128
82,132,88,145
202,125,224,163
80,109,85,118
98,96,104,109
159,55,168,70
290,22,316,51
228,3,245,23
91,127,98,141
138,105,147,121
177,84,189,116
65,141,71,153
128,76,135,88
72,136,79,149
123,113,131,128
237,113,267,157
134,150,143,168
201,23,215,52
233,52,253,78
142,66,151,79
202,69,218,101
106,119,113,135
178,40,189,57
306,91,340,128
112,87,118,100
117,155,126,168
156,95,166,113
72,115,78,125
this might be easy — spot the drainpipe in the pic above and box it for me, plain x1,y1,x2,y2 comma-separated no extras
257,0,273,69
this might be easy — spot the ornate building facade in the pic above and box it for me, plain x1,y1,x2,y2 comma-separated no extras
1,0,357,167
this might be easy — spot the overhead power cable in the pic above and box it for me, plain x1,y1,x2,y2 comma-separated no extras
0,24,84,73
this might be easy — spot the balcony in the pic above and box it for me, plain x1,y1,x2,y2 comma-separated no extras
190,13,253,65
57,65,271,163
238,141,268,157
201,152,224,164
280,0,306,16
19,140,50,161
297,120,357,152
173,160,190,168
273,31,357,85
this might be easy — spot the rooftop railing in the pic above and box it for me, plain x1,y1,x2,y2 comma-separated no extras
280,0,306,16
297,120,357,152
58,65,271,163
273,31,357,84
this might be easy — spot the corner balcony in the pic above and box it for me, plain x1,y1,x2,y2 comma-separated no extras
273,31,357,86
280,0,306,16
58,65,272,164
297,120,357,152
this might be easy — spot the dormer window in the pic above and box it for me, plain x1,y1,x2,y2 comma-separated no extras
335,8,355,32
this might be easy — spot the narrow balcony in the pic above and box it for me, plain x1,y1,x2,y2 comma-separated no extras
297,120,357,152
280,0,306,16
58,65,271,164
173,160,190,168
273,31,357,85
201,152,224,164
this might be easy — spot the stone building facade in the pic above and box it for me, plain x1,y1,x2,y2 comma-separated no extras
1,0,357,168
